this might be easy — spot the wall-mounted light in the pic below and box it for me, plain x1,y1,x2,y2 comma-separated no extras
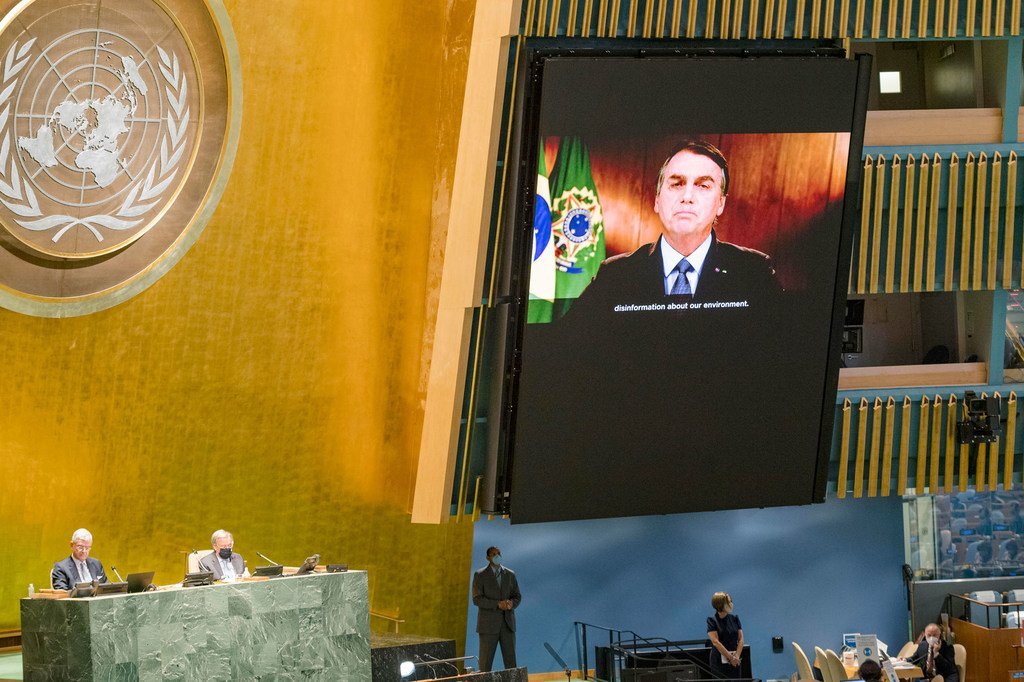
879,71,902,94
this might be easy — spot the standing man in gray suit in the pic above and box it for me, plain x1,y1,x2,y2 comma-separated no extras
198,529,249,580
472,546,521,671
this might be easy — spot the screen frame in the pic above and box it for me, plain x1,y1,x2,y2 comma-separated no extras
486,38,872,521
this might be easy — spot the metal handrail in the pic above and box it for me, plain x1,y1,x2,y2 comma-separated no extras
575,621,743,681
945,593,1024,630
576,621,645,679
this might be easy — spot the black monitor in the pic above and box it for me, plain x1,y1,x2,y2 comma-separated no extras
126,571,155,593
94,581,127,596
494,41,871,523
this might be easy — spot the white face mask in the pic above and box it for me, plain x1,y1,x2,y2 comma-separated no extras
926,636,939,646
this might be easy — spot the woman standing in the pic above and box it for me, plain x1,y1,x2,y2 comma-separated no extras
707,591,744,678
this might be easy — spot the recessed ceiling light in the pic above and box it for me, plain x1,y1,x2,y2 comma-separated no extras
879,71,902,94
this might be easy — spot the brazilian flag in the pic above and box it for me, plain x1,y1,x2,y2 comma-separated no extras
548,136,605,318
527,144,555,323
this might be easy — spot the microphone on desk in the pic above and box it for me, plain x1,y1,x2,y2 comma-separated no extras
256,551,280,565
420,653,458,676
110,566,125,582
413,655,438,680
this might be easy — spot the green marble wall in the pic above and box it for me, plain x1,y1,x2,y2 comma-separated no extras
21,571,370,681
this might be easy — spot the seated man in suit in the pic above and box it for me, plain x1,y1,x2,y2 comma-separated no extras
900,623,959,682
472,546,522,672
198,529,249,581
51,528,108,590
570,139,782,315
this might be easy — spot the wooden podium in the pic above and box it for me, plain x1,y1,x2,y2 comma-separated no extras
954,616,1023,682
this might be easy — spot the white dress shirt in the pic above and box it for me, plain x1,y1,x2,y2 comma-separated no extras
661,233,713,295
218,556,237,580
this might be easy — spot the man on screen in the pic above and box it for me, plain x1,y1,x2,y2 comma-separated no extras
571,139,782,313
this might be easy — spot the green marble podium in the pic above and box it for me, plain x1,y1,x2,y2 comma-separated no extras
21,571,370,681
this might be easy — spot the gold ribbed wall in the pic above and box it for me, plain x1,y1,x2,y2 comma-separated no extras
0,0,477,637
853,151,1021,293
523,0,1023,38
835,392,1019,498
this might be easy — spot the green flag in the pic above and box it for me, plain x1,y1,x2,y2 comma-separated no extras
548,136,605,317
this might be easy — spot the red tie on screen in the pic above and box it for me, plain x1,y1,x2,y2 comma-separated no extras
926,644,935,678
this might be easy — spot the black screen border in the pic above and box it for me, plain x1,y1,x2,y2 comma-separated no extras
489,38,871,522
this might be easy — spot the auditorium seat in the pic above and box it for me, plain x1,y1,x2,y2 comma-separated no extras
792,642,814,682
825,649,848,681
968,589,1003,628
1007,589,1024,603
815,646,833,682
188,549,213,573
953,643,966,681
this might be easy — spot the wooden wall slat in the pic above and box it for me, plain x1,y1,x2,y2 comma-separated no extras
854,397,869,498
916,395,930,496
945,154,960,290
881,397,895,496
944,393,957,493
868,397,882,496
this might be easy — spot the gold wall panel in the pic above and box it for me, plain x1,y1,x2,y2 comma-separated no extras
836,392,1023,497
0,0,477,640
522,0,1024,37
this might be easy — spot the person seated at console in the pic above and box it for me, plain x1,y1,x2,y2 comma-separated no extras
198,529,249,581
900,623,958,682
51,528,108,590
1001,538,1022,563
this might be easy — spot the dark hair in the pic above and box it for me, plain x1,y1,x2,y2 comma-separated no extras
857,659,883,682
656,139,730,196
486,546,501,557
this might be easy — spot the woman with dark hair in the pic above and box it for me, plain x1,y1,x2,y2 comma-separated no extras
706,591,744,678
857,659,883,682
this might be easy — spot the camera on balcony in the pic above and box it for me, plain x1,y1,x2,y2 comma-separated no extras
955,391,1001,445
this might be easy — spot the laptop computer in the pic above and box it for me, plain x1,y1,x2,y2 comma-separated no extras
126,571,155,593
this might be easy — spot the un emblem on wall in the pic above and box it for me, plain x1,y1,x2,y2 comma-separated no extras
0,0,240,316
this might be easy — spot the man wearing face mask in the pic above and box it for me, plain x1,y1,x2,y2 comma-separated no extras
472,546,521,672
901,623,958,682
198,529,249,581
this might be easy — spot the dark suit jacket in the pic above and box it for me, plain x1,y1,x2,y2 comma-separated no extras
569,232,782,316
911,640,958,680
51,556,108,590
198,551,246,580
472,565,521,634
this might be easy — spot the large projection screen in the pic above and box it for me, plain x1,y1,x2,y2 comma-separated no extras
506,52,869,523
